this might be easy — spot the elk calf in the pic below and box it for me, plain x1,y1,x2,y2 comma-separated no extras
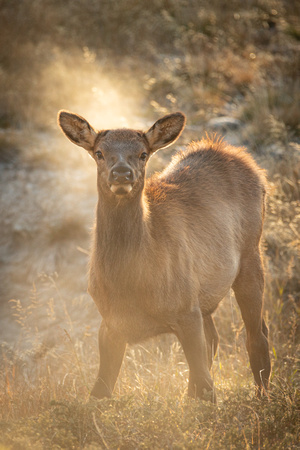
58,111,271,401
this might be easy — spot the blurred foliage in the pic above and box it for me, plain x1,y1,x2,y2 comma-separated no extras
0,0,299,133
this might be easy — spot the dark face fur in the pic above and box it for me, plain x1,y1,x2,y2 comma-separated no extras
93,129,150,198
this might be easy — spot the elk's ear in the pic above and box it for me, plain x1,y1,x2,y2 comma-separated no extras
58,110,97,151
145,112,186,152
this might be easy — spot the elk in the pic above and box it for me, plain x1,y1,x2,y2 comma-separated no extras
58,110,271,401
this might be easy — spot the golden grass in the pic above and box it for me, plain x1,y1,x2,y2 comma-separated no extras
0,337,299,448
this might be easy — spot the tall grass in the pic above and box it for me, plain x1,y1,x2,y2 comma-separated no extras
0,275,299,448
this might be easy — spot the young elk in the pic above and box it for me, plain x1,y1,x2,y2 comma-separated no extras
58,111,271,401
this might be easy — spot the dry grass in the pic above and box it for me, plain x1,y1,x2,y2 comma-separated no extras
0,281,299,448
0,0,299,448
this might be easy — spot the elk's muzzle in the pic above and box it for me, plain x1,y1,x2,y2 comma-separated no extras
109,165,134,195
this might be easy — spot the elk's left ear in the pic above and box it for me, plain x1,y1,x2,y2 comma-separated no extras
58,110,97,151
145,112,186,152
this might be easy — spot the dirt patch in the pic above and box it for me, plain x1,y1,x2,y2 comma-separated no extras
0,131,98,345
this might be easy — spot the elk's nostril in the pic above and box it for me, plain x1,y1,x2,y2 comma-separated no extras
110,167,133,184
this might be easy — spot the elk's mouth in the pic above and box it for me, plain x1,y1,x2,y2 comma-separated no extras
110,184,133,195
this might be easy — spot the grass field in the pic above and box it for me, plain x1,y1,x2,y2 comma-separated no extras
0,0,299,448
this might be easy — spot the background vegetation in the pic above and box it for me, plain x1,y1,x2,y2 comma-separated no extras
0,0,299,448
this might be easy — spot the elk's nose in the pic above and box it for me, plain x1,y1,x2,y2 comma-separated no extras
110,166,133,184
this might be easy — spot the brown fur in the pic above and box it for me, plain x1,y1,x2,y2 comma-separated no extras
58,111,271,401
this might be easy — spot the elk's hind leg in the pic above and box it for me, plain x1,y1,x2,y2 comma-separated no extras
232,251,271,394
203,315,219,369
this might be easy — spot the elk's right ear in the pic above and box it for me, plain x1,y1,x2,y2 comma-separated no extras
58,110,97,151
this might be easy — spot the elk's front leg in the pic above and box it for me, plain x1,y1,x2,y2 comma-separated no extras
90,320,126,399
175,308,215,402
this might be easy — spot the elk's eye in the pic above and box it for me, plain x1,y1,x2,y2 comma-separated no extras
140,152,148,161
95,151,104,160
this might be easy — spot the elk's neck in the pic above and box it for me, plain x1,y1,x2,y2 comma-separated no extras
89,191,152,315
95,192,150,266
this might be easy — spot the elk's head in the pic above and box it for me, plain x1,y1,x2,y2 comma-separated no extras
58,111,186,199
